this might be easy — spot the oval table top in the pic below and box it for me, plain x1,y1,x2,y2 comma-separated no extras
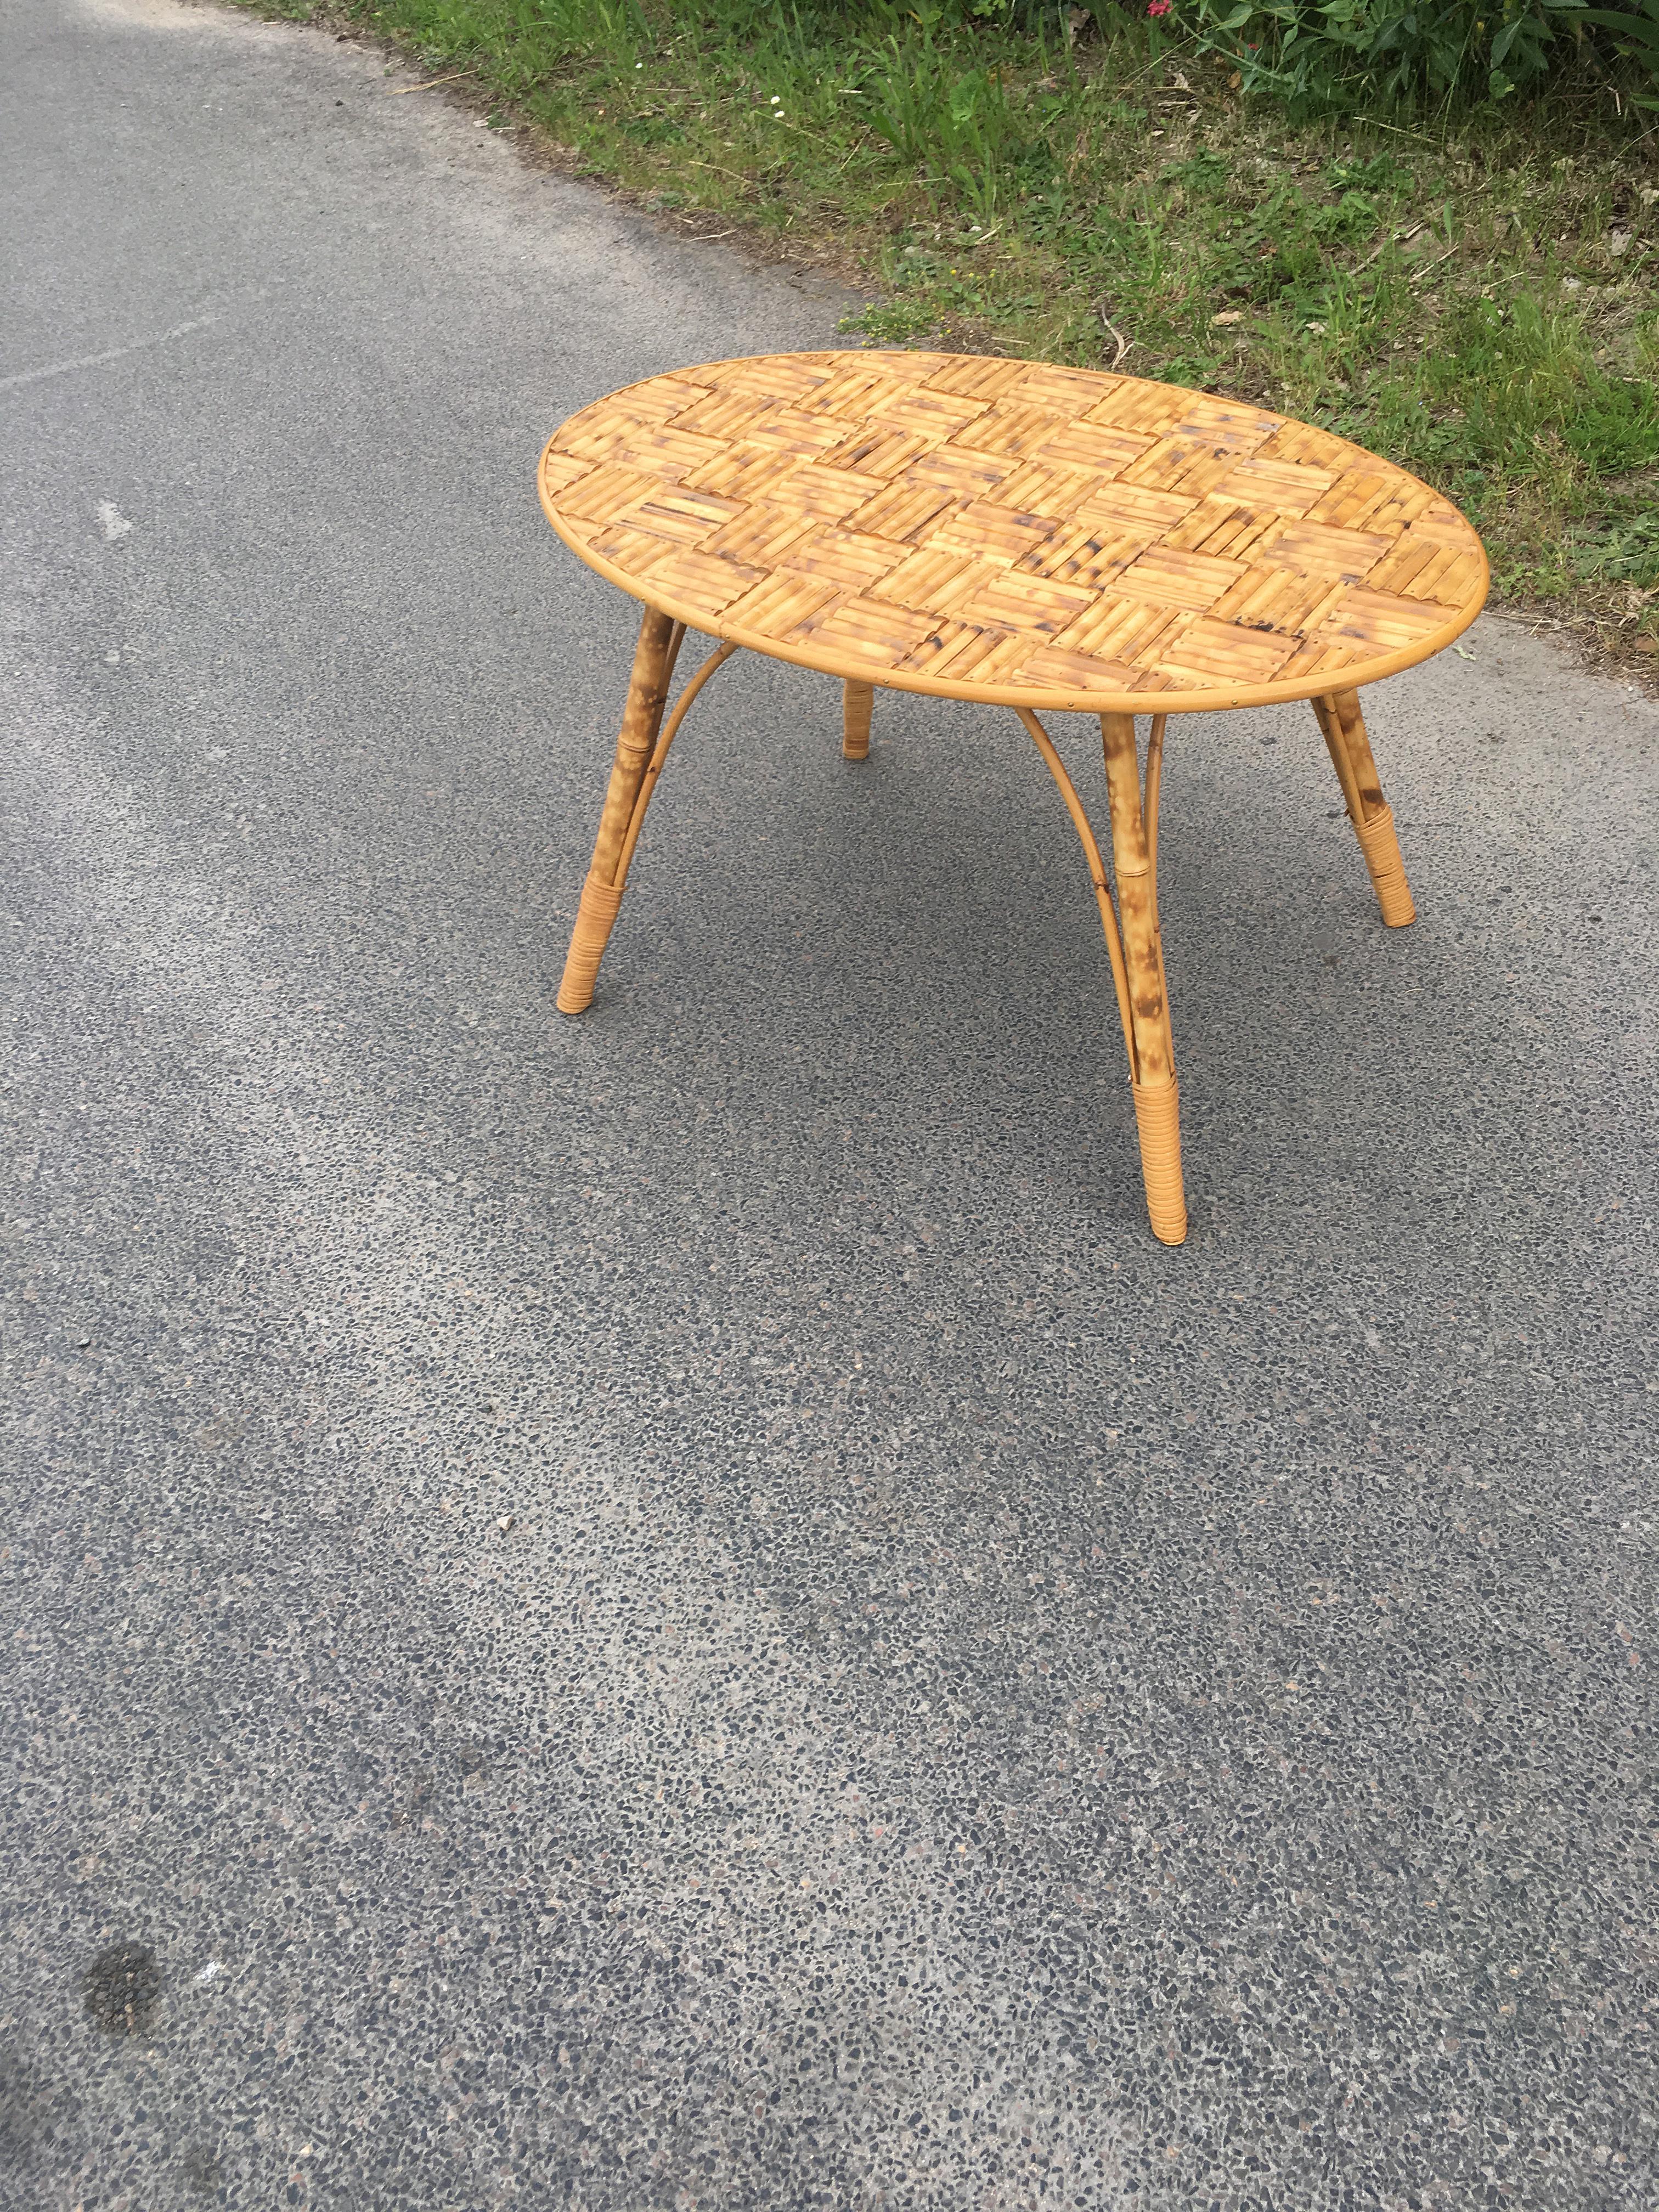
539,351,1487,716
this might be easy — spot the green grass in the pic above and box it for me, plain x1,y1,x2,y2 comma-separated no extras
243,0,1659,652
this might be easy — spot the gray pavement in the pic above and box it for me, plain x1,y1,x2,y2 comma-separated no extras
2,2,1656,2205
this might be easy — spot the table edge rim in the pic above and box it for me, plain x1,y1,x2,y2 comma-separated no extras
537,362,1491,712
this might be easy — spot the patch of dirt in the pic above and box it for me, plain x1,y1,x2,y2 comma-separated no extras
1489,597,1659,699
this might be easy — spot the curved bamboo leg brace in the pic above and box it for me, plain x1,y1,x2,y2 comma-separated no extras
557,607,679,1015
614,640,739,890
1014,708,1135,1063
1101,712,1187,1246
1312,689,1416,927
843,679,873,761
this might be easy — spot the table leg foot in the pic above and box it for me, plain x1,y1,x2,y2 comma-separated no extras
843,679,873,761
555,606,680,1016
1353,802,1414,926
1132,1076,1187,1246
557,871,624,1016
1313,690,1416,927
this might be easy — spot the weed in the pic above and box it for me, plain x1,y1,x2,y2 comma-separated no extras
1186,0,1599,108
1576,508,1659,585
843,297,945,344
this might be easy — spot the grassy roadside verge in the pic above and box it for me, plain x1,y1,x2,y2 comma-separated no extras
238,0,1659,663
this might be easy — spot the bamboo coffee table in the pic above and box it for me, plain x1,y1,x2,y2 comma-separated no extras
538,352,1487,1245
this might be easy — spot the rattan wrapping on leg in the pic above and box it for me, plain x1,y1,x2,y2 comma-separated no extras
843,680,873,761
1131,1076,1187,1245
557,870,624,1015
1353,802,1415,926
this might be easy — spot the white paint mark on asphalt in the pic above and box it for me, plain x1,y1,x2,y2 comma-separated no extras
0,314,222,395
98,501,133,541
193,1960,224,1984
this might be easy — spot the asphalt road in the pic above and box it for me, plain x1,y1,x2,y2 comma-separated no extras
3,3,1656,2207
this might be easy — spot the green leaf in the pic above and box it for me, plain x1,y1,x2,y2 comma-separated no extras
1490,15,1522,60
1577,0,1659,36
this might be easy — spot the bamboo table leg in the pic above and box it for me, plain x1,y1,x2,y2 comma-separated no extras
1101,712,1187,1246
843,679,873,761
557,606,679,1015
1311,689,1416,927
1016,706,1186,1245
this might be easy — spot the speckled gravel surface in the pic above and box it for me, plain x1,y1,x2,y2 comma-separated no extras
3,4,1657,2208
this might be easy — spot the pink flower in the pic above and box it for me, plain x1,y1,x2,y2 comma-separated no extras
1147,1,1172,13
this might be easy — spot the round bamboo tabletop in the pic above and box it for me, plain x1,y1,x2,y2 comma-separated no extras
539,351,1487,716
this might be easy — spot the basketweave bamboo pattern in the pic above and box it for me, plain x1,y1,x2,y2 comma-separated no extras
539,350,1487,713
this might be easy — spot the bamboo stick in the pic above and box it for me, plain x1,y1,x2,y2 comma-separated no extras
615,641,740,888
1144,713,1166,893
843,679,874,761
1312,689,1416,926
1014,707,1135,1066
1143,712,1171,1040
1102,711,1186,1244
1311,692,1365,825
1099,715,1171,1091
557,606,679,1015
